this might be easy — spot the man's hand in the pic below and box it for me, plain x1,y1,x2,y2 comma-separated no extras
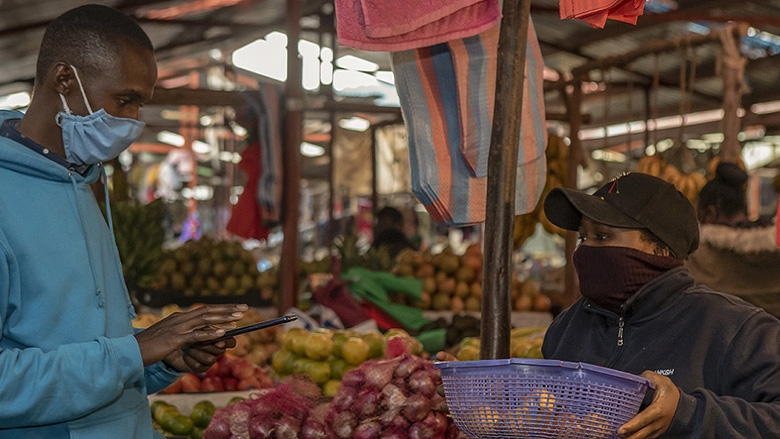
134,304,247,367
163,337,237,373
618,371,680,439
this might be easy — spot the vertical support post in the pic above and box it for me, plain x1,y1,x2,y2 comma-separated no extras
323,6,339,248
562,84,583,308
480,0,531,361
279,0,304,315
370,127,379,222
720,53,743,164
328,112,338,247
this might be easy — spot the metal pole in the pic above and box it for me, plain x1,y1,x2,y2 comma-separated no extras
480,0,531,361
279,0,304,315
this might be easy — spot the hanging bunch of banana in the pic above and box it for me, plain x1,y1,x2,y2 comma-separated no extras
514,135,569,249
636,154,666,177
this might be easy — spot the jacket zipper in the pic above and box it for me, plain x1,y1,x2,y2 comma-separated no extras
617,317,625,347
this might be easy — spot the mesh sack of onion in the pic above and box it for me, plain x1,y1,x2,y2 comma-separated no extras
326,354,468,439
204,375,331,439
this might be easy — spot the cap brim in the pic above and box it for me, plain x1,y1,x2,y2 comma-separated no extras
544,187,645,231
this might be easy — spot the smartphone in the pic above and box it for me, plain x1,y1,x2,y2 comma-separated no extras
196,314,298,345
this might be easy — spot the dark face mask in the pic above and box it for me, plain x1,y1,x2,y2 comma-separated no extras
573,245,683,314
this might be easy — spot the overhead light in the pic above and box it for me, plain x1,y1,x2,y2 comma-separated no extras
333,70,379,91
157,131,185,147
193,141,211,154
375,71,395,85
336,55,379,72
751,100,780,115
300,142,325,157
0,91,31,110
591,149,626,162
231,123,248,137
339,116,371,132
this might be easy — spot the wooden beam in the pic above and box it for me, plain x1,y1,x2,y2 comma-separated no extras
539,39,723,104
135,17,266,29
573,0,741,47
480,0,531,361
279,0,303,315
0,0,179,38
571,27,741,79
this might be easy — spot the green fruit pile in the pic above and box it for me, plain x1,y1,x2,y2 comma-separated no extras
151,237,277,298
271,328,401,395
151,400,217,439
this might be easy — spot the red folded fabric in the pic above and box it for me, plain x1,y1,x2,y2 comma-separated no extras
336,0,501,51
358,0,484,38
559,0,644,28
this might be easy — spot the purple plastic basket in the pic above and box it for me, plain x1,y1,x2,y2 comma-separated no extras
435,359,653,439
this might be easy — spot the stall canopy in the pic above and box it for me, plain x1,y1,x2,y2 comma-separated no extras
1,1,780,151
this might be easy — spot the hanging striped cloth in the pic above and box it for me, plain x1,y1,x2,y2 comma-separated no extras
391,18,546,226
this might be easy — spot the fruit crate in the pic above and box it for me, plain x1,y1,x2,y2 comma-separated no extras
435,359,653,439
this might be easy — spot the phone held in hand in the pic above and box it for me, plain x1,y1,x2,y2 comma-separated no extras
196,314,298,345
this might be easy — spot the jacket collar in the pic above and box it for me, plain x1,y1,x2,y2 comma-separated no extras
584,266,695,322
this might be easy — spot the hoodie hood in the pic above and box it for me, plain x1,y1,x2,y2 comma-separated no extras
699,223,779,254
0,110,100,184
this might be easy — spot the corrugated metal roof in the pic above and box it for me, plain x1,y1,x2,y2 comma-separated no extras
1,0,780,144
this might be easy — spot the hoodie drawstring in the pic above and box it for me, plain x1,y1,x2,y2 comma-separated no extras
68,171,105,308
100,165,114,236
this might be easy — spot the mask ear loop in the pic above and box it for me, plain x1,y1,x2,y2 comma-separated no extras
69,65,94,114
56,94,71,126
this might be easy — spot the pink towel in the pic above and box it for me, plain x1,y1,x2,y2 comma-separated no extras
559,0,644,28
358,0,484,38
336,0,501,52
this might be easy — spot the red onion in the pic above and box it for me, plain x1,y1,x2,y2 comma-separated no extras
333,387,357,411
379,407,401,427
275,416,300,439
408,371,435,398
248,415,275,439
356,388,380,417
332,411,357,439
354,420,382,439
422,412,448,436
402,394,431,423
341,369,365,388
409,421,436,439
389,413,410,431
204,418,231,439
379,427,408,439
365,358,399,390
390,378,409,395
302,419,329,439
381,384,407,410
393,355,422,379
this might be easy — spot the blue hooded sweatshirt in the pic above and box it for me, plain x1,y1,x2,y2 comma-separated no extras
0,110,179,438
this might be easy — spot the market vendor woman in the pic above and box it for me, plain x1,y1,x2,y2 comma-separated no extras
542,172,780,439
0,5,245,438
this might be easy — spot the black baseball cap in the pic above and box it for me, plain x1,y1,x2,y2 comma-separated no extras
543,172,700,258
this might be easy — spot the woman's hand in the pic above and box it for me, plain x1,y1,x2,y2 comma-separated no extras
134,304,247,367
435,351,458,362
618,371,680,439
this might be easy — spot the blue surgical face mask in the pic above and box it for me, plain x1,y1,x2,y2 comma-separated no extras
55,65,145,165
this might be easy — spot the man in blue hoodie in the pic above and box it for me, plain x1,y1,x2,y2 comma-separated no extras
0,5,246,438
